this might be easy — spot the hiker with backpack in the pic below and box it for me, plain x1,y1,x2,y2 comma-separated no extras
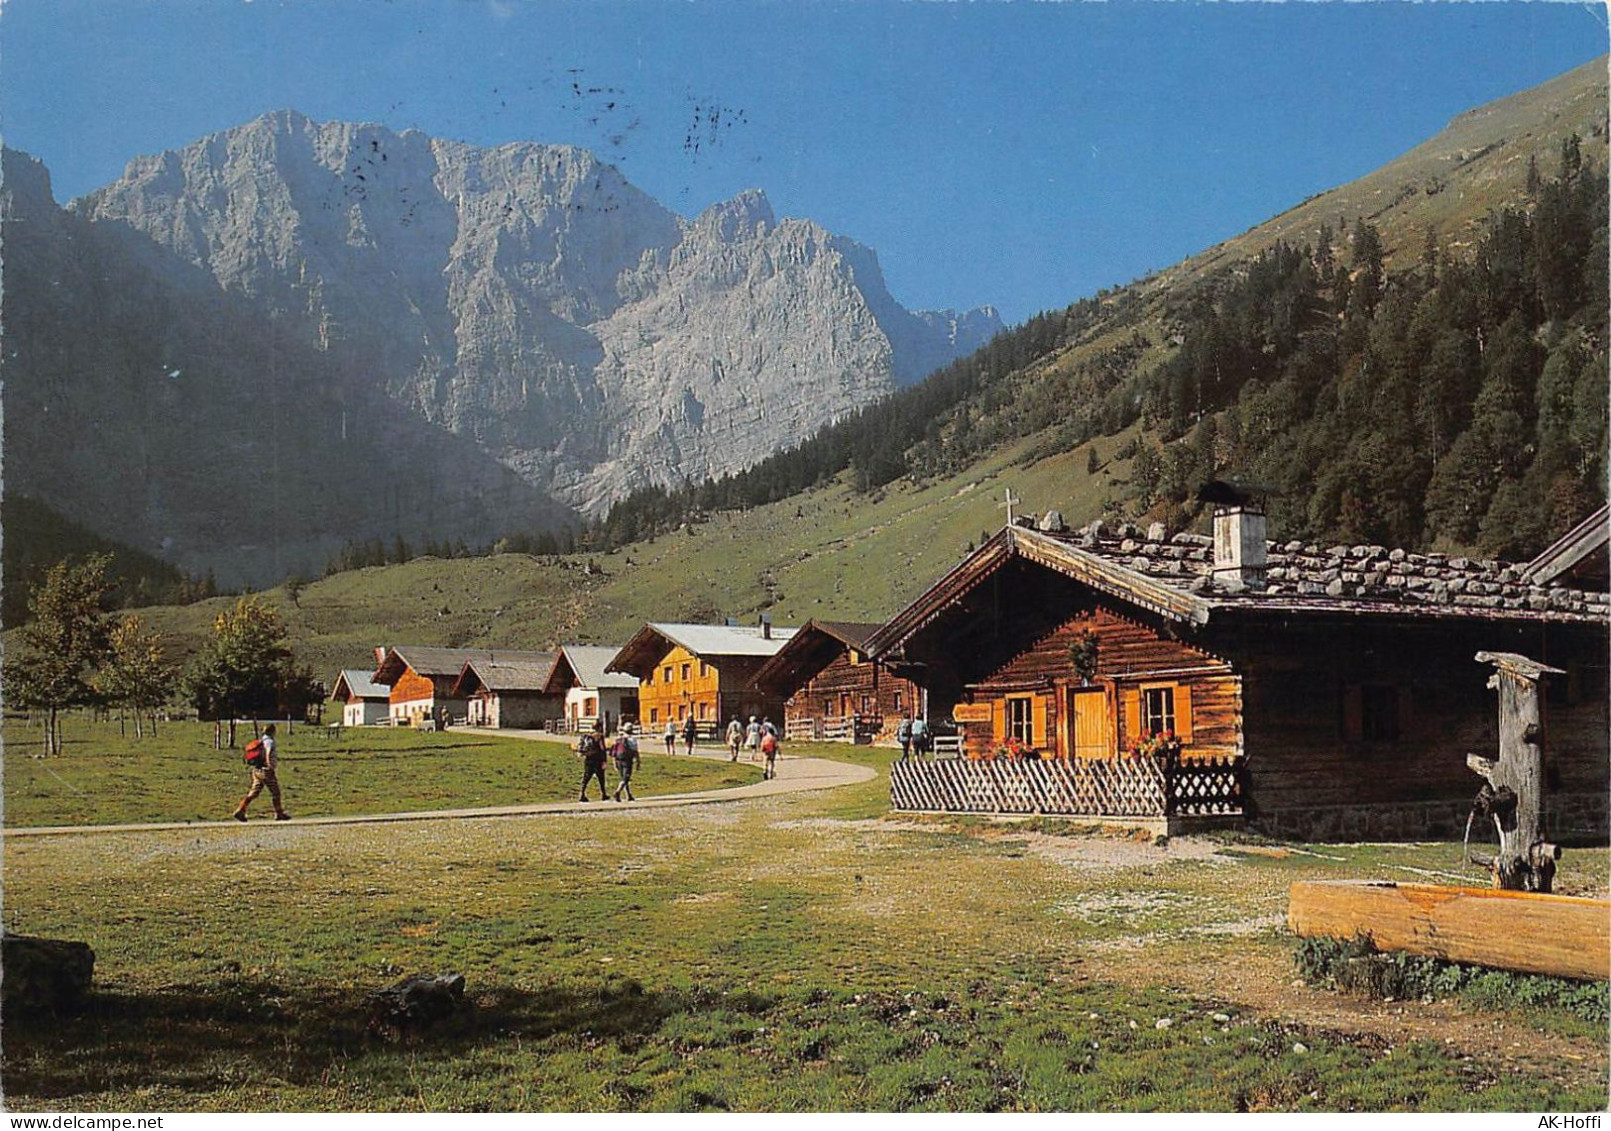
682,714,698,755
611,722,640,802
578,721,609,802
232,723,289,822
760,728,780,780
725,717,744,762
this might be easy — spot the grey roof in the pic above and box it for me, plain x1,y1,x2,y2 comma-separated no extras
559,645,639,690
649,622,798,657
459,653,561,694
376,646,558,683
331,669,388,700
1036,522,1610,622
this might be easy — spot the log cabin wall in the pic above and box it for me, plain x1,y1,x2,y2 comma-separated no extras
1215,615,1609,842
785,652,923,741
956,607,1242,763
715,656,787,729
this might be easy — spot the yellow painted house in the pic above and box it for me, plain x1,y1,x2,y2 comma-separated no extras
607,622,797,735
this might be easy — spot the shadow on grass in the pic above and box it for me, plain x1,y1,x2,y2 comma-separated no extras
2,975,777,1102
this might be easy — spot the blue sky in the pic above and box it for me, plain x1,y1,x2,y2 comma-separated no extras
2,1,1605,323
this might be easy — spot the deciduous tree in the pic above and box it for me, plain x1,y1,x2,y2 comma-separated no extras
2,555,113,754
96,615,179,739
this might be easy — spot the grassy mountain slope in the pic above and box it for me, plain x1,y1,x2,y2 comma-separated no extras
115,429,1138,679
1172,56,1609,282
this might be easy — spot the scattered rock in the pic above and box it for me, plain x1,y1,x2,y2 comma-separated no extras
1155,1017,1174,1030
367,973,473,1039
1292,1042,1309,1055
1,934,95,1019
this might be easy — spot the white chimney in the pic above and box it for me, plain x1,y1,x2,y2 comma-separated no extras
759,614,772,640
1212,504,1268,592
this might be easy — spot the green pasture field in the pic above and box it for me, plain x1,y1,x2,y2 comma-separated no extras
2,716,759,828
4,743,1606,1112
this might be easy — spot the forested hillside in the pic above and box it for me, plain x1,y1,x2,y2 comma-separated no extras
601,137,1607,561
1124,148,1606,557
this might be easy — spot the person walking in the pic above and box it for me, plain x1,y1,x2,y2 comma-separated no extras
908,718,934,760
896,715,913,760
611,722,640,802
682,713,698,755
232,723,289,822
578,721,608,802
745,716,762,761
760,728,780,780
911,715,931,757
726,717,744,762
663,719,677,756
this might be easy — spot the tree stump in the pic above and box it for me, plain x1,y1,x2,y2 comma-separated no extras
1,934,95,1019
1467,651,1563,893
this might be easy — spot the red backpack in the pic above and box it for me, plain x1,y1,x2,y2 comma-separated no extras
244,738,267,768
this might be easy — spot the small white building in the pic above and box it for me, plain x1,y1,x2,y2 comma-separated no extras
330,669,390,726
550,644,641,732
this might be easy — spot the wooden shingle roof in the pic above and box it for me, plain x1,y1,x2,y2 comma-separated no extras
867,520,1611,659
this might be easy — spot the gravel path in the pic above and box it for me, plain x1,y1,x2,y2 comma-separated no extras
2,739,875,838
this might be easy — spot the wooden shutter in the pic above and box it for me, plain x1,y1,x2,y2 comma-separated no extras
992,698,1008,744
1341,684,1363,742
1121,687,1141,750
1396,685,1412,743
1174,684,1193,744
1032,695,1049,751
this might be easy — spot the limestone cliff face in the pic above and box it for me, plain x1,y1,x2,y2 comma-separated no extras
76,111,1000,513
2,146,571,588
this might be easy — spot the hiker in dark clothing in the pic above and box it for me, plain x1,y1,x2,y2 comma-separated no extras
612,722,640,802
682,714,698,755
578,722,608,802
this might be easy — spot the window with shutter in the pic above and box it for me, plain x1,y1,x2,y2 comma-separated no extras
1007,696,1035,745
1142,686,1175,736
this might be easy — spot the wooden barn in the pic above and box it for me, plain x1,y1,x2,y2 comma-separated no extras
372,646,556,727
546,645,640,733
867,494,1610,841
329,668,389,726
451,653,562,729
607,621,797,737
750,620,926,744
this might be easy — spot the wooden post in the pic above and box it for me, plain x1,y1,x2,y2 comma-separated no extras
1467,651,1563,893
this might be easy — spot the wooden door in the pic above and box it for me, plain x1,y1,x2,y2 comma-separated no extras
1069,688,1111,760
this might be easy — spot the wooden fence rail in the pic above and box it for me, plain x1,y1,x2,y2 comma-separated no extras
889,755,1245,819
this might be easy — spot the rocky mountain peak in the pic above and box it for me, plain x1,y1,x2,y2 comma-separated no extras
692,189,776,242
31,116,999,555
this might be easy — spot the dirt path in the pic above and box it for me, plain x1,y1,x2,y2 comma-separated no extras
1,749,875,838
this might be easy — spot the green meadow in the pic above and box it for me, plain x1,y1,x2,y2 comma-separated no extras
2,718,758,828
4,743,1605,1112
